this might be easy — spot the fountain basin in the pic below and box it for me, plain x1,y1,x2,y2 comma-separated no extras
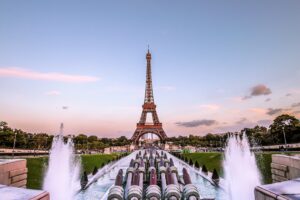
76,150,224,200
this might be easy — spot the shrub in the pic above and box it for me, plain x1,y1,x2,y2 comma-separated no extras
80,171,88,189
195,161,200,169
202,165,208,173
92,166,98,175
189,159,193,166
212,168,219,180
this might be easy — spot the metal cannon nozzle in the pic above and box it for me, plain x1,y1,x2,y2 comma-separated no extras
170,158,175,167
131,170,140,186
182,168,200,200
146,169,161,200
115,169,123,186
166,168,174,185
108,169,124,200
182,168,192,184
128,170,143,200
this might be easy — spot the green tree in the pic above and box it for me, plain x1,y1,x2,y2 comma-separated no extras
270,114,300,144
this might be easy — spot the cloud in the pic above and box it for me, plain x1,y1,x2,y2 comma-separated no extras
265,98,271,102
242,95,252,100
45,90,61,96
175,119,217,127
286,93,292,97
291,102,300,107
249,108,266,114
243,84,272,100
251,84,272,96
266,108,283,115
293,111,300,114
199,104,220,110
257,119,273,126
236,117,247,124
0,67,100,83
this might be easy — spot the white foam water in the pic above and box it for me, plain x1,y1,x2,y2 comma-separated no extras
224,133,261,200
43,124,81,200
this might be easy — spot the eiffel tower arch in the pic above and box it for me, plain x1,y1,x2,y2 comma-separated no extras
131,49,167,145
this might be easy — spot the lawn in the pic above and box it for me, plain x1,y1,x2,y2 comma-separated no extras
182,152,298,184
26,154,117,189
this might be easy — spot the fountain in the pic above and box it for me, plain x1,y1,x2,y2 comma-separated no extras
43,123,81,200
42,127,262,200
224,133,261,200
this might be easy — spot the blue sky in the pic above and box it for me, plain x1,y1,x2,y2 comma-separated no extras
1,1,300,137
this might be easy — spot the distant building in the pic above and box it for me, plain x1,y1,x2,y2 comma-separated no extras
103,145,135,154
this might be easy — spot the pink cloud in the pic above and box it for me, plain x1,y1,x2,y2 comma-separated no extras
0,67,100,83
249,108,266,114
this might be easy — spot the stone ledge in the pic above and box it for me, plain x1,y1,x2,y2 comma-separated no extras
271,163,288,171
272,174,288,182
11,173,27,183
10,168,28,177
255,178,300,200
10,179,26,187
271,169,286,177
0,159,27,188
0,159,26,173
255,186,289,200
287,167,300,180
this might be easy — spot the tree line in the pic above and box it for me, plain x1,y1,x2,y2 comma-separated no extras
166,114,300,147
0,114,300,150
0,121,130,151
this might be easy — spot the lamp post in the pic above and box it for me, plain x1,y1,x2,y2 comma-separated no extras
282,119,291,151
282,126,287,151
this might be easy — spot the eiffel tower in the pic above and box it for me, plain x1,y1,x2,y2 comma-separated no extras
131,49,167,144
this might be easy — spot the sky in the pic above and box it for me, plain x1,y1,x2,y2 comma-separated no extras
1,1,300,138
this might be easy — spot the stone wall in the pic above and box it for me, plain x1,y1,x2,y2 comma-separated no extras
271,154,300,182
0,159,27,188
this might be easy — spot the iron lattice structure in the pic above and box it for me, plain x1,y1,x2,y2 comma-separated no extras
131,49,167,144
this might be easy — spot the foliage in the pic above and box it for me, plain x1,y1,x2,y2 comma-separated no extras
2,114,300,151
0,121,130,151
269,114,300,144
167,114,300,147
